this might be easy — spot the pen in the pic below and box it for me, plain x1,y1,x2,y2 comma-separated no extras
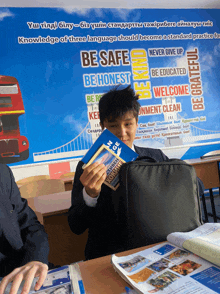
125,286,137,293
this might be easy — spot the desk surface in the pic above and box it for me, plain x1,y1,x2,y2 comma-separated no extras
78,244,156,294
60,177,74,183
28,190,71,217
185,155,220,165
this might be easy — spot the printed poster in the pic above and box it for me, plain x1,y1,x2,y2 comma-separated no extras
1,8,220,175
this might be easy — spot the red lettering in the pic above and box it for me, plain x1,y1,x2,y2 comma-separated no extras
153,85,190,98
89,111,100,120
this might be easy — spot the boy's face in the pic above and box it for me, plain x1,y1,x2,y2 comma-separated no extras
101,111,138,148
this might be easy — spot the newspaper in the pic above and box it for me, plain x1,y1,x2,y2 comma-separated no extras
112,242,220,293
167,223,220,266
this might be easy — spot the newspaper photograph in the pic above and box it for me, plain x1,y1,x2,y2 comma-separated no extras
112,242,220,294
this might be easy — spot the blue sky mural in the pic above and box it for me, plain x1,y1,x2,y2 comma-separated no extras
1,7,220,165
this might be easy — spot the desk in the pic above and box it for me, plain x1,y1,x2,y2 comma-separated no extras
78,245,155,294
61,177,74,191
17,178,74,192
28,191,88,267
185,156,220,222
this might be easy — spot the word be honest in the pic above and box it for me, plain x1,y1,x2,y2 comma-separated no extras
83,72,131,88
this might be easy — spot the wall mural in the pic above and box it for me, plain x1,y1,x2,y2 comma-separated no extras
1,8,220,176
0,75,29,164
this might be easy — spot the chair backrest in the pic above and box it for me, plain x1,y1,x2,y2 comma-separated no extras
201,150,220,158
16,175,50,186
19,179,65,199
60,172,75,179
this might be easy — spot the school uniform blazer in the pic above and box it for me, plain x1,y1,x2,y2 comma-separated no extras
0,164,49,267
68,146,171,260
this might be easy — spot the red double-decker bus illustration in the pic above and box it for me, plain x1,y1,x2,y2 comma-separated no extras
0,75,29,163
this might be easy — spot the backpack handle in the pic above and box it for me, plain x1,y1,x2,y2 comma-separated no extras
135,156,157,163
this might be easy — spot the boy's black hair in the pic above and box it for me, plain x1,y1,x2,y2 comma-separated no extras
99,85,140,126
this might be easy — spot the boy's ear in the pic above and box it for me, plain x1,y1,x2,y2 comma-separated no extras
100,122,104,130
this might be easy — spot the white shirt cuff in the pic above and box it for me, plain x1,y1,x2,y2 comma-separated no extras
83,187,99,207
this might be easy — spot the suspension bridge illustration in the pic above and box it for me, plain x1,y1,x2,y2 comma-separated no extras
33,120,220,162
33,122,93,162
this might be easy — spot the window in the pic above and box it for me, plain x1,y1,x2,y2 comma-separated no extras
0,97,12,107
2,115,18,131
0,84,18,94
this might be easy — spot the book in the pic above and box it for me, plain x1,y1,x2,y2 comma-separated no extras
83,144,126,190
111,223,220,294
4,264,85,294
82,129,138,190
82,128,138,165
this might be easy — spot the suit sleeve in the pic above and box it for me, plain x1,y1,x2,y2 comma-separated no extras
8,166,49,266
68,161,97,235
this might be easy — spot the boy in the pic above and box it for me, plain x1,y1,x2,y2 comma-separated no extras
68,85,204,260
0,164,49,294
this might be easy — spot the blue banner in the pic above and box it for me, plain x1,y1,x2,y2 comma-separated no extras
1,8,220,169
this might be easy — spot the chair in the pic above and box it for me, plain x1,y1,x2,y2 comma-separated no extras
59,172,75,179
200,150,220,222
19,179,65,199
19,179,68,269
200,149,220,159
16,175,50,186
60,172,75,191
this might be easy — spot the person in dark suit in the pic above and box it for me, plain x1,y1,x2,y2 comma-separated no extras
0,164,49,294
68,85,204,260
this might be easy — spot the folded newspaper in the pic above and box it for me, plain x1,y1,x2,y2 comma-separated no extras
112,223,220,294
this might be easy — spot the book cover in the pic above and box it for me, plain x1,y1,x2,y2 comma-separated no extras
3,264,86,294
83,144,125,190
4,266,73,294
82,128,138,165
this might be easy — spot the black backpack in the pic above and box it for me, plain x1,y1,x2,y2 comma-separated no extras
115,158,203,250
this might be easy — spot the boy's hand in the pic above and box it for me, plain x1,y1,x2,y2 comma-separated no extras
80,162,107,198
0,261,48,294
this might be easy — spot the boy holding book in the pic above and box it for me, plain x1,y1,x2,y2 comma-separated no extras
68,85,204,260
